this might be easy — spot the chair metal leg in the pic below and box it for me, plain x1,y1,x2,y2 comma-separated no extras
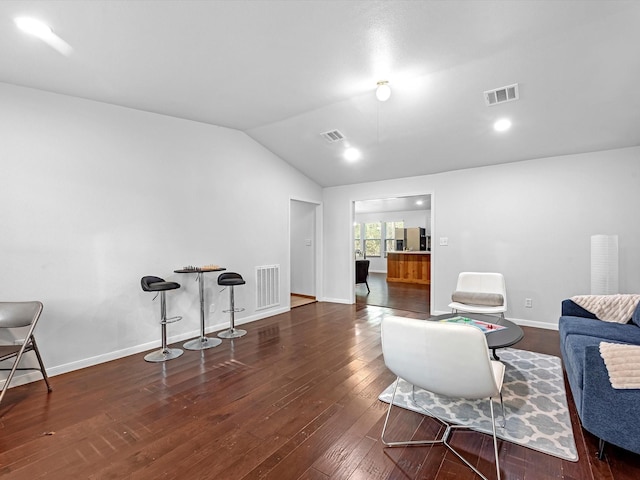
498,392,506,428
597,438,606,460
29,336,52,392
490,398,502,480
145,291,183,362
218,286,246,339
381,377,501,480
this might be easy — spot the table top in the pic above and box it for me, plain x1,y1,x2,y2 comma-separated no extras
428,312,524,350
174,266,226,274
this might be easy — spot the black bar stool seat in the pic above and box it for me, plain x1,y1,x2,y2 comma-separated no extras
141,276,183,362
217,272,247,339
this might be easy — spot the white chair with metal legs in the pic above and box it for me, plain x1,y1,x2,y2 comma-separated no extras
380,315,505,480
217,272,246,339
141,276,183,362
448,272,507,319
0,301,52,406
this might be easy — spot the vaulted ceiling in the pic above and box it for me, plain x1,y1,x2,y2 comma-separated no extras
2,1,639,187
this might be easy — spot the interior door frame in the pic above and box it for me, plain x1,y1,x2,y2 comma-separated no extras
350,192,434,314
289,197,323,306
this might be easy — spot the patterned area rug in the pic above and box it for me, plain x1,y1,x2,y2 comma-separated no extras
378,348,578,461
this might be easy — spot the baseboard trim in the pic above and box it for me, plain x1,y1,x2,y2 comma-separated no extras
291,293,316,300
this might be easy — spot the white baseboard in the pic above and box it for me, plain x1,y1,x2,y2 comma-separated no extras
318,297,352,304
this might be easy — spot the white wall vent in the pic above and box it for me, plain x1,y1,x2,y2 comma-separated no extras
484,83,519,106
320,129,345,143
256,264,280,310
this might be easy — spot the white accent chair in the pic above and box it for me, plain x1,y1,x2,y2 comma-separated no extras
448,272,507,319
380,315,505,480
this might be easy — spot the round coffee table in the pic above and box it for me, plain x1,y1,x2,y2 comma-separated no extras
429,312,524,360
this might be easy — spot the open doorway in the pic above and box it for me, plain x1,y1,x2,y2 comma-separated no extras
290,199,319,308
353,195,432,314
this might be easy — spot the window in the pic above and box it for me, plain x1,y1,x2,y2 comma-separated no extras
354,223,362,255
385,221,404,252
364,222,381,257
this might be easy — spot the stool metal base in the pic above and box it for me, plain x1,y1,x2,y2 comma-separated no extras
218,328,247,339
183,336,222,350
144,347,184,363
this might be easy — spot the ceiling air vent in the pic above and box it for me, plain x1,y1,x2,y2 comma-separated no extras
320,129,345,143
484,83,519,106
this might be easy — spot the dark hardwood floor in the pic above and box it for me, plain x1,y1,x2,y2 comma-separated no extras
1,294,638,479
357,272,429,314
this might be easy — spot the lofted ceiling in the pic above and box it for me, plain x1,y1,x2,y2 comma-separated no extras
2,1,639,187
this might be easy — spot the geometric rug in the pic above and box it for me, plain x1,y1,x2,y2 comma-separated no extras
378,348,578,461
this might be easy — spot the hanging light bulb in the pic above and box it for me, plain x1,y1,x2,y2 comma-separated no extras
376,81,391,102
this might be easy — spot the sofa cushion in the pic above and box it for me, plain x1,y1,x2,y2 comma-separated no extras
451,291,503,306
563,334,604,391
631,304,640,327
559,315,640,345
561,299,597,319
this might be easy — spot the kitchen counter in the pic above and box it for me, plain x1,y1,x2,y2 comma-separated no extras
389,251,430,254
387,251,431,284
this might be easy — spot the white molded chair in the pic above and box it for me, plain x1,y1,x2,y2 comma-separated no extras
0,301,52,405
380,315,505,480
448,272,507,319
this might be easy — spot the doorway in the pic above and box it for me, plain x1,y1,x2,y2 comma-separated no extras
290,199,319,308
353,194,432,314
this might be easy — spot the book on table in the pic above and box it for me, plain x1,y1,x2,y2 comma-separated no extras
440,316,507,334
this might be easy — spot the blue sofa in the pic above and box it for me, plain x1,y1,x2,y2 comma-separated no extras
559,299,640,457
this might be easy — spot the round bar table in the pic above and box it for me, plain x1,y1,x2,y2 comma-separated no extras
174,266,226,350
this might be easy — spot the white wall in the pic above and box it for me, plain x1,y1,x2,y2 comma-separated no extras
290,200,316,296
0,83,322,385
322,147,640,328
354,209,430,272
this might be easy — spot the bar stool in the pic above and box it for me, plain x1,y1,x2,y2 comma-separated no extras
141,276,184,362
217,272,247,338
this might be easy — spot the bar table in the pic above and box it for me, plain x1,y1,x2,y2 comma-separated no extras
174,266,226,350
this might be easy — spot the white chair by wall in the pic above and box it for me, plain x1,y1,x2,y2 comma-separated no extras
448,272,507,319
380,315,505,480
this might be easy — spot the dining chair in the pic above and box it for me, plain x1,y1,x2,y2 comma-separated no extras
448,272,507,319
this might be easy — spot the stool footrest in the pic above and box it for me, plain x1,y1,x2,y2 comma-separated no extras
162,315,182,324
222,308,245,314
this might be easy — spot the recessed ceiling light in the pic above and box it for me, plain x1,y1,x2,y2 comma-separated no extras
376,81,391,102
416,200,424,205
344,147,361,162
15,17,53,39
494,118,512,132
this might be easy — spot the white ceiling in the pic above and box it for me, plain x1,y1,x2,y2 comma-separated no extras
2,1,639,187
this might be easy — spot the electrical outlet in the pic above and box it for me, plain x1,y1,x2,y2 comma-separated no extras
209,303,216,313
524,298,533,308
439,237,448,246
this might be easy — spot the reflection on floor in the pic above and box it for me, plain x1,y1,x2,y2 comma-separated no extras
356,271,430,314
290,294,317,308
